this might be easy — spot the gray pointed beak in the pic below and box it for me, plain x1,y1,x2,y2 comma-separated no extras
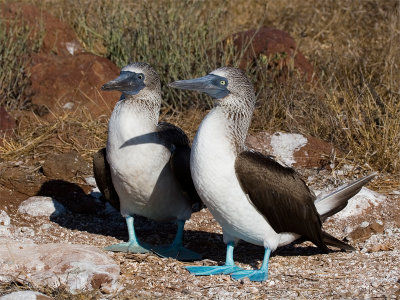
169,75,215,92
101,72,143,95
169,74,229,99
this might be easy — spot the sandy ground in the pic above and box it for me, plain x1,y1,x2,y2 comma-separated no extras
0,165,399,299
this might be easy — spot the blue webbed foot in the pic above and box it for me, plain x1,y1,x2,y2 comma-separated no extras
186,264,242,275
153,244,202,261
231,269,268,281
105,241,151,254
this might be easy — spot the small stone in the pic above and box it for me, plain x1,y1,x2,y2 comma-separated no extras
371,282,380,288
366,243,393,252
348,221,385,242
369,222,384,234
62,102,74,110
40,224,52,230
0,291,53,300
18,196,67,217
0,210,10,226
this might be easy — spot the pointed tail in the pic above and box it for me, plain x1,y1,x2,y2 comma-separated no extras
322,231,355,251
315,173,377,222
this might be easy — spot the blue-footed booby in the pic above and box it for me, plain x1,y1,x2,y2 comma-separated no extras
169,67,376,281
93,62,202,261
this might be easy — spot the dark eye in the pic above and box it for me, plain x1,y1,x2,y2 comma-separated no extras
138,74,143,80
220,80,226,85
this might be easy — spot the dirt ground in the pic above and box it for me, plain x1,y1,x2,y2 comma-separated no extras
0,160,399,299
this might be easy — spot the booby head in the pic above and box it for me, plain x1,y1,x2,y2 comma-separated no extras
169,67,255,109
101,62,161,97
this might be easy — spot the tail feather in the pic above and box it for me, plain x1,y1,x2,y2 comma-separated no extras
322,231,355,251
315,173,377,222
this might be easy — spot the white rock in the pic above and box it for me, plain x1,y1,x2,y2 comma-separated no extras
18,196,67,217
0,239,120,293
85,176,97,187
270,132,308,167
333,187,386,220
0,291,52,300
0,210,11,237
62,102,74,110
0,210,10,226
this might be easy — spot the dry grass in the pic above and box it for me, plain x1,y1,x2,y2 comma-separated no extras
0,10,42,110
0,0,399,174
0,108,107,162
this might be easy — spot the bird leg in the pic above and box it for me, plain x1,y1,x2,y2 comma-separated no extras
230,248,271,282
185,242,242,275
105,216,151,253
153,220,202,261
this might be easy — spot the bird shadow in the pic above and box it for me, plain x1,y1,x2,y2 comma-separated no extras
120,132,163,149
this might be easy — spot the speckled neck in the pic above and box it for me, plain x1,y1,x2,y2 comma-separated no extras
119,92,161,125
218,92,255,153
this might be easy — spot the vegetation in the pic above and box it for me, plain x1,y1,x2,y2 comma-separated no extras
1,0,399,173
0,14,42,110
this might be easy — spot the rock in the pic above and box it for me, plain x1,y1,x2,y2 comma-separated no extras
0,107,16,146
334,188,386,220
28,53,120,119
36,180,102,215
0,210,10,226
366,243,393,253
0,210,11,237
0,239,120,293
0,3,83,56
18,196,67,217
222,27,314,81
0,291,53,300
348,221,385,242
42,151,91,180
246,131,336,168
0,165,43,197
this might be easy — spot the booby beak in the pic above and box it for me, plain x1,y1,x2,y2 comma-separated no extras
101,71,145,95
169,74,229,99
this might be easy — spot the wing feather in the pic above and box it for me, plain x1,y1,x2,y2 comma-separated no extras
93,148,120,211
157,122,202,211
235,150,327,250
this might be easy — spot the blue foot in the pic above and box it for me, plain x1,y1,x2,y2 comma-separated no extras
186,264,242,275
231,269,268,282
105,241,151,254
231,247,271,282
153,244,202,261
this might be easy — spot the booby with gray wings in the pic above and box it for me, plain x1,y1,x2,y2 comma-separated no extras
93,62,201,261
170,67,375,281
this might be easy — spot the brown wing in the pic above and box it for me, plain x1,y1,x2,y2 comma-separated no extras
93,148,120,211
157,122,203,211
235,150,327,250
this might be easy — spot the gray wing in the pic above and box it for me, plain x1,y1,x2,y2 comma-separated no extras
157,122,203,211
93,148,120,211
235,150,328,250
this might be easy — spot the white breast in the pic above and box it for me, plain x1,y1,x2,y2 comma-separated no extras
191,108,297,250
106,102,191,222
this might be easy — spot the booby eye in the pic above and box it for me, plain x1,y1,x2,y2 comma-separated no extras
138,74,144,80
220,80,226,85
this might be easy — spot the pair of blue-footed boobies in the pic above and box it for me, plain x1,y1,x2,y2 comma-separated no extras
94,62,375,281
